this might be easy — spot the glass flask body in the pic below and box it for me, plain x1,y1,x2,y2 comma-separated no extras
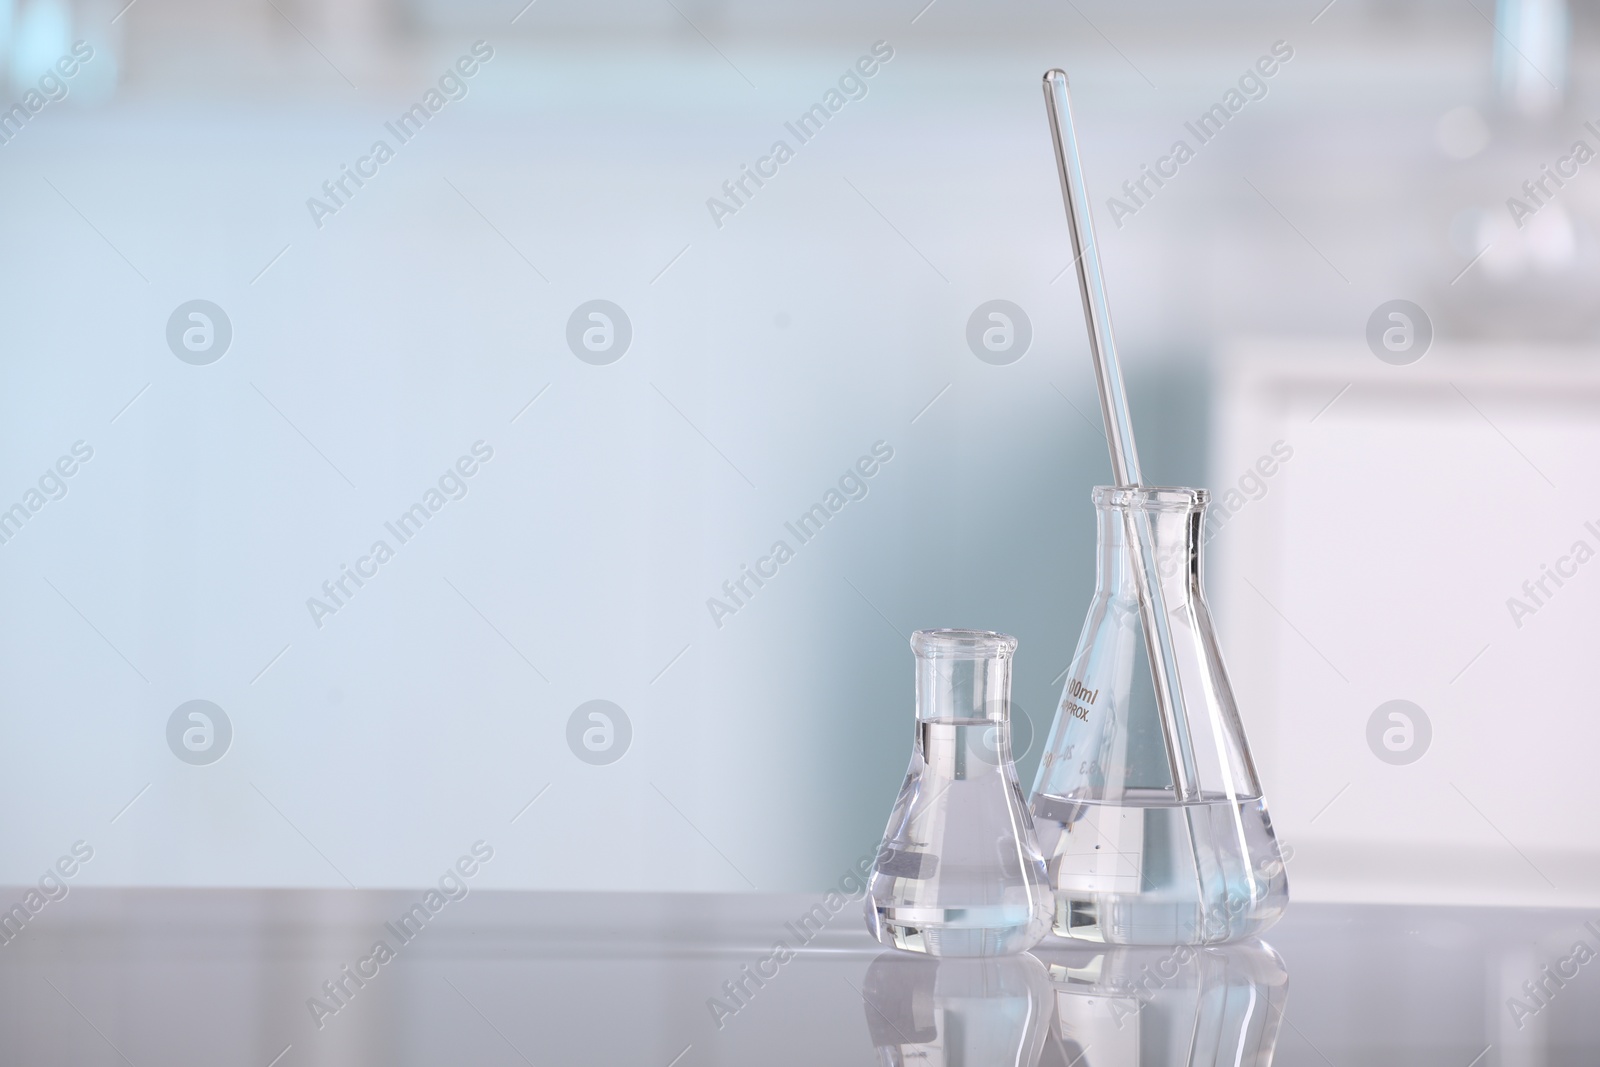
1031,487,1288,945
867,630,1054,958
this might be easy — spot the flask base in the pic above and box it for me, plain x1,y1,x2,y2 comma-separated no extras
1052,895,1284,946
869,904,1049,958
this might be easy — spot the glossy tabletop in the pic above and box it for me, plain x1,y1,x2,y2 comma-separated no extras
0,889,1595,1065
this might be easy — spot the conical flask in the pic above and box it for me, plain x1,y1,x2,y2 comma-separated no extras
1034,939,1289,1067
866,629,1054,957
1031,487,1288,945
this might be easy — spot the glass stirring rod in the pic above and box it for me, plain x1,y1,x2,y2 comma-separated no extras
1042,70,1140,487
1041,70,1200,801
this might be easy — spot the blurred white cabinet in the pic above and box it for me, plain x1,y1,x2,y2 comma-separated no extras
1210,339,1600,906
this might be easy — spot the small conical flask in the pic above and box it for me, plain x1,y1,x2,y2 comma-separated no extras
1031,487,1288,945
866,629,1054,957
1034,939,1288,1066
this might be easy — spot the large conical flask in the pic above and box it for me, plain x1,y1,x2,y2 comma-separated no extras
1031,487,1288,945
867,629,1054,957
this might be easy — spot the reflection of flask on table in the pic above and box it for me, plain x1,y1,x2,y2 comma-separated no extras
1031,488,1288,945
860,952,1052,1067
866,630,1053,957
1034,940,1288,1067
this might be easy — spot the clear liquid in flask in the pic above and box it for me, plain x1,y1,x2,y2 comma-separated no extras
1032,790,1286,944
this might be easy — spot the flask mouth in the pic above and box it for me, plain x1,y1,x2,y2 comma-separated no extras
911,629,1017,659
1093,485,1209,511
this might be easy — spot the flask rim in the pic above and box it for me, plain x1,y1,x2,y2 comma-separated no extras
910,628,1017,658
1093,485,1209,511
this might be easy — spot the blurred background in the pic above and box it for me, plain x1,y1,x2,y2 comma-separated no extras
0,0,1596,907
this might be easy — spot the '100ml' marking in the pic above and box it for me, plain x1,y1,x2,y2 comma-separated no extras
1063,678,1098,722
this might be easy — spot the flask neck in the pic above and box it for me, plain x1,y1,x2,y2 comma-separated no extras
911,629,1015,723
1093,486,1207,597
